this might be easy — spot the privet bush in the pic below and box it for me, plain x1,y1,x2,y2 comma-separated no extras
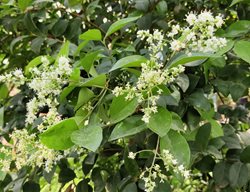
0,0,249,191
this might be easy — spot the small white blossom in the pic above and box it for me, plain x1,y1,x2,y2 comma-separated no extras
128,152,136,159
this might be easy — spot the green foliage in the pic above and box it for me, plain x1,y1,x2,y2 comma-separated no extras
40,119,79,150
0,0,249,191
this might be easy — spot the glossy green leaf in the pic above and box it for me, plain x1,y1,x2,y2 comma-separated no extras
209,119,224,138
187,90,211,111
71,125,103,152
105,16,141,38
213,162,230,186
76,179,91,192
23,181,40,192
51,19,69,37
147,107,172,137
77,74,106,88
110,55,147,71
23,13,42,35
160,130,190,167
25,56,53,75
59,84,77,102
18,0,33,11
225,20,250,37
195,123,211,151
230,0,247,6
10,35,29,53
110,94,138,123
0,84,8,101
31,37,45,54
74,40,89,56
229,161,249,188
59,168,76,183
167,52,215,68
240,145,250,163
91,168,105,192
0,107,4,128
78,51,100,73
233,40,250,64
175,73,189,92
79,29,102,41
109,115,147,141
74,88,95,111
170,112,184,131
57,41,70,59
40,118,78,150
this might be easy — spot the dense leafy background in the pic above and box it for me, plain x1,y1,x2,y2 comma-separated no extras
0,0,249,191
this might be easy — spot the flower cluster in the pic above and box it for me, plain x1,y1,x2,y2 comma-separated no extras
0,69,26,87
0,129,62,172
168,11,227,53
129,149,190,192
26,56,72,127
113,30,185,123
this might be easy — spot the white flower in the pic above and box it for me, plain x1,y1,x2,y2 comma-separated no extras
186,12,197,25
215,15,224,27
107,6,112,12
41,56,50,65
128,152,136,159
170,40,185,51
58,56,69,65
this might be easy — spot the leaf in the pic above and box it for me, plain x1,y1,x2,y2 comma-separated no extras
229,161,249,188
135,0,149,12
170,112,184,131
110,55,147,72
209,119,224,138
105,16,141,38
10,35,29,53
51,19,69,37
167,52,215,68
225,20,250,37
160,130,190,167
0,107,4,128
31,37,45,54
71,125,103,151
78,50,100,73
195,123,211,151
76,179,91,192
230,0,246,6
77,74,106,88
240,145,250,163
23,181,40,192
110,94,138,123
233,40,250,64
74,88,95,111
40,118,78,150
58,168,76,183
57,41,70,59
0,84,8,101
124,149,139,177
82,153,97,175
147,107,172,137
213,162,230,187
187,89,211,111
175,73,189,92
230,82,247,101
79,29,102,41
60,84,77,102
24,56,52,75
18,0,33,11
109,115,147,141
91,168,105,192
23,13,42,35
74,40,89,56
